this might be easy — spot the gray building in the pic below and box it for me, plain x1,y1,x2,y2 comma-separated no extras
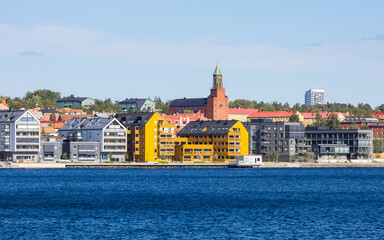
0,110,40,162
305,127,373,162
63,141,100,162
39,137,64,162
305,88,324,106
57,97,95,109
245,119,308,162
59,117,127,162
119,98,155,112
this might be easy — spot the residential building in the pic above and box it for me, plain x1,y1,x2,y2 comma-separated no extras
57,114,93,123
63,141,100,162
247,110,294,123
119,98,155,112
170,63,228,120
161,113,208,133
244,119,307,162
174,143,213,162
56,97,95,109
305,88,324,106
115,112,176,162
305,127,373,161
372,112,384,121
0,99,9,110
177,120,248,162
228,108,259,122
39,137,64,162
367,123,384,138
59,117,127,162
300,112,347,126
0,110,40,162
340,118,379,129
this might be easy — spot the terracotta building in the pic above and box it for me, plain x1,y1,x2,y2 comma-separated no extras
169,64,228,121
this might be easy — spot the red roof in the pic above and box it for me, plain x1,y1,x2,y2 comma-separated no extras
301,112,344,119
228,108,259,115
0,99,9,108
248,110,293,118
161,113,208,121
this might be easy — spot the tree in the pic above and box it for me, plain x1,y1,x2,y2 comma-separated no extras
108,153,113,161
289,114,300,123
348,122,359,130
265,153,272,162
49,111,56,122
303,152,315,162
213,153,219,161
326,114,340,130
272,151,280,163
294,154,300,162
61,152,68,159
41,128,46,137
313,112,326,127
333,153,338,159
124,153,129,161
360,123,369,130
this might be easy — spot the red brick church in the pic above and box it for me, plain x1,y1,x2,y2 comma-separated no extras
169,64,228,120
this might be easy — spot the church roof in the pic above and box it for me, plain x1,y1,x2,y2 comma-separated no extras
170,98,207,107
213,63,222,75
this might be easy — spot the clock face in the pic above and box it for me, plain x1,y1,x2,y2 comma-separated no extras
219,104,223,108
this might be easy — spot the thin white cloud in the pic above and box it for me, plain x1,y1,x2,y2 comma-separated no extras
0,24,383,75
20,50,44,56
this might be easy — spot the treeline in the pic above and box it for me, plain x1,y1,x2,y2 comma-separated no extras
1,90,383,117
229,99,382,117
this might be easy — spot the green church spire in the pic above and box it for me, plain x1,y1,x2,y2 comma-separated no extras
213,63,223,75
212,63,223,89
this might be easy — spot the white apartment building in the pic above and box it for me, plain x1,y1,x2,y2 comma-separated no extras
305,88,324,106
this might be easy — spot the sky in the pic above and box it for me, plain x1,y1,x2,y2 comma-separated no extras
0,0,384,106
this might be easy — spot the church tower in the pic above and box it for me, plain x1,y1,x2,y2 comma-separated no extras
206,63,228,120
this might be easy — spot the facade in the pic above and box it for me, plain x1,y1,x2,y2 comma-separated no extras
305,88,324,106
340,118,379,129
39,137,64,162
56,97,95,109
119,98,155,112
161,113,208,133
0,110,40,162
170,64,228,121
0,99,9,110
247,110,294,123
59,117,127,162
367,123,384,138
63,141,100,162
177,120,248,162
228,108,259,122
305,127,373,161
244,119,307,162
115,112,176,162
174,143,213,162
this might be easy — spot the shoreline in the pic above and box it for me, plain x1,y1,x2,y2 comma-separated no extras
2,162,384,169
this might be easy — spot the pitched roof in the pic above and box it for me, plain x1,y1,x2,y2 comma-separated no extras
248,110,293,118
119,98,151,109
161,113,208,122
115,112,156,126
228,108,259,115
177,120,239,135
57,97,90,102
60,117,119,131
57,114,93,123
301,112,344,119
170,98,207,107
213,63,222,75
0,99,9,108
0,110,28,123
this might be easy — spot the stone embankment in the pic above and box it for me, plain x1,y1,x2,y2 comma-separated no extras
2,162,384,169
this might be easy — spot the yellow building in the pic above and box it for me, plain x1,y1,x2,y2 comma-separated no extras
247,110,294,122
115,112,176,162
177,120,248,162
228,108,259,122
174,143,213,162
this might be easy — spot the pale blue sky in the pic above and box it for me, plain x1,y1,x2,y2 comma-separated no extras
1,1,384,106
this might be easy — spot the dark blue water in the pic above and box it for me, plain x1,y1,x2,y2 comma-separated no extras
1,168,384,239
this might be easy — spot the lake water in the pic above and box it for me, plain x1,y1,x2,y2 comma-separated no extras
0,168,384,239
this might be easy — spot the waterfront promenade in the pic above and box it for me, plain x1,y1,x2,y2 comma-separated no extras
3,162,384,169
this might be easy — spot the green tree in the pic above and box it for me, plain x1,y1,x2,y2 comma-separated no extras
289,113,300,123
326,114,340,130
360,123,369,130
265,153,272,162
313,112,326,127
49,111,56,121
272,151,280,163
294,153,300,162
61,152,68,159
213,153,219,160
333,153,338,159
348,122,359,130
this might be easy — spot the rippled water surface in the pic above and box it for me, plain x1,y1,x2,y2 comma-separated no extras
1,168,384,239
